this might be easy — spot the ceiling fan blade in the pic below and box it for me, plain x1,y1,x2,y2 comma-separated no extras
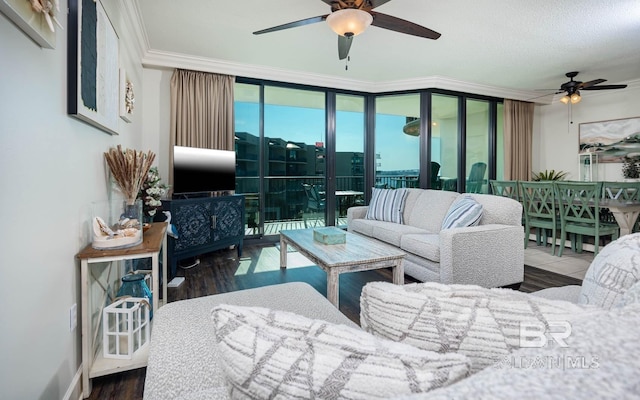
253,15,327,35
370,11,441,39
338,35,353,60
369,0,392,8
582,84,628,90
578,79,606,89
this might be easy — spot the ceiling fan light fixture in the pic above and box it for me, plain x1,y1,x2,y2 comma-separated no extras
560,95,570,104
326,9,373,37
570,92,581,104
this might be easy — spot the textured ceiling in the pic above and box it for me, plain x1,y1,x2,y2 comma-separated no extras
135,0,640,100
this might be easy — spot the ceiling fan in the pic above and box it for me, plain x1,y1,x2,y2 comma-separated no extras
551,71,628,104
253,0,441,61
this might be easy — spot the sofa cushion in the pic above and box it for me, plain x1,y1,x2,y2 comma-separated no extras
400,304,640,400
578,232,640,309
360,282,596,373
441,195,483,230
401,233,440,262
372,222,429,247
212,304,470,400
365,188,409,223
406,190,459,232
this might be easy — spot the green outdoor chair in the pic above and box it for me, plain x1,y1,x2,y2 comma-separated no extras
519,181,558,255
490,180,520,201
554,181,620,257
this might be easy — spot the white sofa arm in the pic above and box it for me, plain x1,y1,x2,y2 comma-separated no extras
439,224,524,288
347,206,368,229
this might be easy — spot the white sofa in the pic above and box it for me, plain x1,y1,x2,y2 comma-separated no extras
347,188,524,288
143,234,640,400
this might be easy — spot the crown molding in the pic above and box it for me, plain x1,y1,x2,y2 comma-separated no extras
141,49,549,102
140,48,640,105
141,49,375,92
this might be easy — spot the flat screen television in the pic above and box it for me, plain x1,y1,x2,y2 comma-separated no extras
172,146,236,196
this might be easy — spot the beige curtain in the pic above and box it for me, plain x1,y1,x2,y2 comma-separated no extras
169,69,235,186
503,99,535,181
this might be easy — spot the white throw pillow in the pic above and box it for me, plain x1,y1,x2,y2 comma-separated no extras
365,188,409,224
212,304,470,400
360,282,597,373
579,233,640,309
441,195,483,230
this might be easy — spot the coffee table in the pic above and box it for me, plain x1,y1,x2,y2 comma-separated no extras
280,228,405,307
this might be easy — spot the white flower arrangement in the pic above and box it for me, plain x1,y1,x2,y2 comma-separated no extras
137,167,169,219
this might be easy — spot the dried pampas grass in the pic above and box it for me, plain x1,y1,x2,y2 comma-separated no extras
104,145,156,204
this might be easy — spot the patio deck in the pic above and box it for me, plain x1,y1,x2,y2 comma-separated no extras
245,217,349,236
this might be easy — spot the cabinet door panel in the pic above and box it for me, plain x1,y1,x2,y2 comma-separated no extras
213,197,244,241
173,202,212,251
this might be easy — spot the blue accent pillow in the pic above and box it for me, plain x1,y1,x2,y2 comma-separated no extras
365,188,409,224
441,195,483,230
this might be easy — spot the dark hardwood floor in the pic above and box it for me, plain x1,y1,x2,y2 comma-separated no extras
88,243,582,400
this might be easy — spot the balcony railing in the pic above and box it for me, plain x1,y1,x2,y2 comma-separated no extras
237,174,424,235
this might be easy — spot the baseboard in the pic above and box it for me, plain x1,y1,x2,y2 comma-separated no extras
63,365,82,400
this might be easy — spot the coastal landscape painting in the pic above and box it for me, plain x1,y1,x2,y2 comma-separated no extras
579,116,640,162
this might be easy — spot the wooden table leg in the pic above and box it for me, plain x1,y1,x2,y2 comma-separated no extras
280,236,287,269
80,260,92,398
610,209,639,236
392,260,405,285
327,269,339,307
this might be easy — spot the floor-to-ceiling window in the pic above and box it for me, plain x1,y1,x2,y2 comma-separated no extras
264,86,326,233
375,94,420,189
465,99,490,193
235,79,503,238
234,83,261,236
335,94,365,226
432,94,460,192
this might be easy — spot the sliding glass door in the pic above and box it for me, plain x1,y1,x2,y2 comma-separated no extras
335,94,365,226
375,94,420,190
235,79,504,238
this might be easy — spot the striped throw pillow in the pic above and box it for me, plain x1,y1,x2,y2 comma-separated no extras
365,188,409,223
441,195,483,230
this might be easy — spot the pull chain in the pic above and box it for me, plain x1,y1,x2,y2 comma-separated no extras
345,56,350,71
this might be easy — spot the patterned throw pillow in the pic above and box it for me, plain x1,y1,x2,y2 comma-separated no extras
578,233,640,309
365,188,409,224
441,195,483,230
360,282,597,373
614,281,640,309
212,304,470,400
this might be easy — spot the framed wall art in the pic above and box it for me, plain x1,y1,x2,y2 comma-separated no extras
579,116,640,163
0,0,59,48
68,0,120,135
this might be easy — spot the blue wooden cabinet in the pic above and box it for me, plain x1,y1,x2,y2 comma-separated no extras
162,195,244,277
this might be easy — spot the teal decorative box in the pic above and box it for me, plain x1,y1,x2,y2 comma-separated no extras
313,227,346,245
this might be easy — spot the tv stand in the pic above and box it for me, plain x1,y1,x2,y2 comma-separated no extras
162,194,244,278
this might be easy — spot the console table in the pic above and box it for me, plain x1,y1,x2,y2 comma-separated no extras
162,194,244,277
76,222,167,398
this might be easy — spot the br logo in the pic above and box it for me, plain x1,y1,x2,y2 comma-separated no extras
519,321,572,348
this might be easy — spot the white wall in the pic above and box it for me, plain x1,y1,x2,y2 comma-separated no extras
533,82,640,180
142,68,173,183
0,1,143,398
